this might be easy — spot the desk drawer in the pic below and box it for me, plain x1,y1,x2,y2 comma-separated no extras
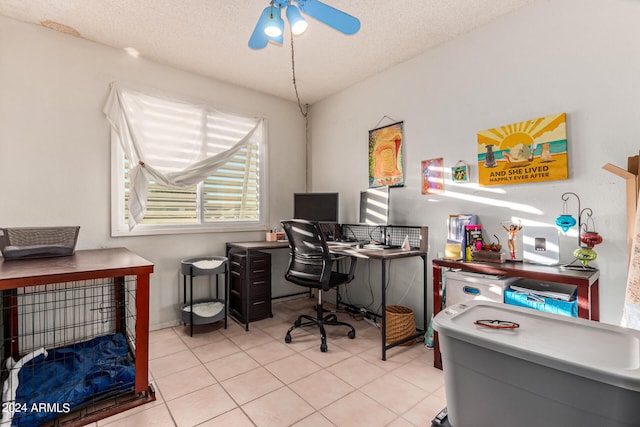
230,273,271,298
229,290,271,322
230,265,271,281
230,252,271,276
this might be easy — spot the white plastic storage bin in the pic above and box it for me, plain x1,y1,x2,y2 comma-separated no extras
444,270,518,307
434,301,640,427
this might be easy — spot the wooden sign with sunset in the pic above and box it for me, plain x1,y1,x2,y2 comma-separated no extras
477,113,568,186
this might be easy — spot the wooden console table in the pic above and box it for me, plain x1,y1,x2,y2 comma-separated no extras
432,259,600,369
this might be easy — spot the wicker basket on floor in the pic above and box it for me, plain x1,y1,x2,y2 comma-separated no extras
385,305,416,346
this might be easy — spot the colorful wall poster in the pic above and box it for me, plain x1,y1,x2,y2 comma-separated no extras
477,113,568,186
369,121,404,187
421,158,444,194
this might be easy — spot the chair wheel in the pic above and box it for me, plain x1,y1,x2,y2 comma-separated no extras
285,333,292,344
348,330,356,339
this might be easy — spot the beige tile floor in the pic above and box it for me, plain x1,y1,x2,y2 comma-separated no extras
97,298,446,427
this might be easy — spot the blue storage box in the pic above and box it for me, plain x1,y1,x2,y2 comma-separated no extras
504,288,577,317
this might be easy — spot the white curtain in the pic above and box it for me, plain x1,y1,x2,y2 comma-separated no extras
103,83,262,230
622,195,640,329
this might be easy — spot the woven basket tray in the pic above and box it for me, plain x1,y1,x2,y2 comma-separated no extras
0,226,80,260
385,305,416,346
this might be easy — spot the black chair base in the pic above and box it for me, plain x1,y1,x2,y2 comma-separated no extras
284,303,356,352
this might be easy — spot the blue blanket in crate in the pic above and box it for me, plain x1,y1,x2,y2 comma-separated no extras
4,333,135,427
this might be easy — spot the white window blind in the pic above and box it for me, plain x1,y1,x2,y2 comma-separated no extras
123,158,198,225
106,84,266,235
202,143,260,222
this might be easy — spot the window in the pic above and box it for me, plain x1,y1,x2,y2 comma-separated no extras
121,142,261,224
108,85,266,236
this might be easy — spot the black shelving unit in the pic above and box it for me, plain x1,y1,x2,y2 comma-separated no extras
181,256,229,336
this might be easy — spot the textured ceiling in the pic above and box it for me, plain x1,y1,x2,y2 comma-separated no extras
0,0,537,104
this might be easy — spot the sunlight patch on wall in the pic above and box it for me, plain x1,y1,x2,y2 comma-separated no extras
439,190,543,215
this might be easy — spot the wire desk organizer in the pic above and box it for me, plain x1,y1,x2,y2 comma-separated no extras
339,224,428,250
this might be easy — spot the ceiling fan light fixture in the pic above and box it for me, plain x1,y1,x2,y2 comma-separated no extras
264,5,284,37
286,4,307,35
249,0,360,50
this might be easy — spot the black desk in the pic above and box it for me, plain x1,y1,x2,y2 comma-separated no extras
225,240,428,361
333,246,428,361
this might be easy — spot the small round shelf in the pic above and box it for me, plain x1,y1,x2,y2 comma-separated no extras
181,257,228,276
181,298,226,325
181,256,229,336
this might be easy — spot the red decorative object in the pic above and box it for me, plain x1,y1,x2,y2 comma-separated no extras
581,231,603,248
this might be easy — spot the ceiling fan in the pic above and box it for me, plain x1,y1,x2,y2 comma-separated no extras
248,0,361,49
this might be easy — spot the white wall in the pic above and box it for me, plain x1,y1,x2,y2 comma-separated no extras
0,16,307,330
310,0,640,325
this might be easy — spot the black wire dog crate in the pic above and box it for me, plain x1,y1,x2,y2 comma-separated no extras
0,248,154,426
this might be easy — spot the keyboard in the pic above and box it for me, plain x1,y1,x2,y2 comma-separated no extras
327,241,359,248
362,244,401,250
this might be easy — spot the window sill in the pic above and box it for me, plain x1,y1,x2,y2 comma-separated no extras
111,222,267,237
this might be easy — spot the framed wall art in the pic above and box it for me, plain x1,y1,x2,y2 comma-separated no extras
476,112,568,186
422,158,444,194
451,160,469,183
369,121,404,188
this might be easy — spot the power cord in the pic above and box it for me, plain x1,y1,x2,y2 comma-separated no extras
289,30,310,191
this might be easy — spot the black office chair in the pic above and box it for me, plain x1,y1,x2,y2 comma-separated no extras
281,219,357,352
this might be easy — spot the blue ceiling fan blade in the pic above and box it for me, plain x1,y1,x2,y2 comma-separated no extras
271,32,284,45
249,7,284,49
248,8,270,49
296,0,360,35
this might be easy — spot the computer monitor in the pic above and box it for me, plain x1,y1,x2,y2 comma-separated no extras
293,192,339,223
359,186,390,225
